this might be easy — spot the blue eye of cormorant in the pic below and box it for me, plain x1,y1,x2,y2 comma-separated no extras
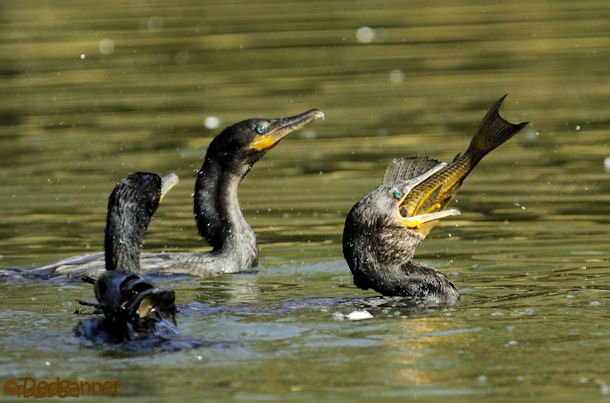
255,125,266,134
393,190,403,199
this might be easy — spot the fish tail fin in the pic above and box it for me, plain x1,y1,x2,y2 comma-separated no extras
466,94,528,158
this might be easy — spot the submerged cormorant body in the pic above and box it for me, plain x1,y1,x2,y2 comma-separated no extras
7,109,324,280
75,172,179,343
343,96,528,305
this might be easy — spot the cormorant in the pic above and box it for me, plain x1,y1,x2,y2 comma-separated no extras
9,109,324,280
75,172,179,343
342,96,528,305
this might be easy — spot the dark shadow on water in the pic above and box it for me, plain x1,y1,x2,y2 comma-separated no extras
77,333,222,355
75,316,238,354
74,308,238,355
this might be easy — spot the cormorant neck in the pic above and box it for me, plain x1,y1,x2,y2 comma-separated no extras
344,225,423,286
344,221,458,304
104,202,147,273
194,154,258,266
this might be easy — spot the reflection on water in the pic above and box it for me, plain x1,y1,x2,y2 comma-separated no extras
1,0,610,400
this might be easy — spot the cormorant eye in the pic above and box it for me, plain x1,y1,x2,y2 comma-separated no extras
255,125,266,134
393,190,403,200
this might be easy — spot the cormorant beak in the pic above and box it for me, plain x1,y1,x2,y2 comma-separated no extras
394,166,460,236
132,288,177,326
159,173,179,204
250,109,325,151
398,209,461,236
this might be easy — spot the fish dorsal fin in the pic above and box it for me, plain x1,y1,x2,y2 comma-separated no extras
382,157,444,185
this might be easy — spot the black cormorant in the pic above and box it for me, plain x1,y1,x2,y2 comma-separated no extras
75,172,179,343
342,96,528,305
11,109,324,280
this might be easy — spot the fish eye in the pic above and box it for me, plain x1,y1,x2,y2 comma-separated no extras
393,190,403,200
255,125,266,135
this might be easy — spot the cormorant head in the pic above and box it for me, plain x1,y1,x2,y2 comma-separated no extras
206,108,325,174
345,160,460,243
105,172,179,272
109,172,178,215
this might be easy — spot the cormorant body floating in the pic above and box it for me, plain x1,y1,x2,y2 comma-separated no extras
6,109,324,280
75,172,180,343
343,96,528,305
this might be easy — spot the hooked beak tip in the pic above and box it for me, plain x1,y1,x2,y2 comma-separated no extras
160,173,179,203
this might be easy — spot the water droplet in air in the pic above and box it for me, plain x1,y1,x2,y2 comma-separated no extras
389,69,404,83
147,16,164,32
300,129,317,140
603,157,610,172
524,126,538,140
204,116,220,129
99,39,114,55
356,26,375,43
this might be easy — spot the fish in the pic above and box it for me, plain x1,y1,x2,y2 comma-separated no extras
395,95,528,228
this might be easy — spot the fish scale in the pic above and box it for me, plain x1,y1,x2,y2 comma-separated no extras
404,154,478,217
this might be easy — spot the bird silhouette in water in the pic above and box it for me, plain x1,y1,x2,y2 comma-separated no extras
8,109,324,280
343,95,528,305
75,172,180,343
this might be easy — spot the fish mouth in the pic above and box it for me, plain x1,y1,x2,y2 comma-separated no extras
159,173,179,204
251,109,325,151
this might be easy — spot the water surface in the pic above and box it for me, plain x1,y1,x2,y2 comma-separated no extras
1,0,610,400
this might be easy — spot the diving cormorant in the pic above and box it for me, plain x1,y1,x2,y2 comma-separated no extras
75,172,179,343
342,96,528,305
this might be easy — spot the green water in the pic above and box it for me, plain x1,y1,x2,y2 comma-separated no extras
1,0,610,400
